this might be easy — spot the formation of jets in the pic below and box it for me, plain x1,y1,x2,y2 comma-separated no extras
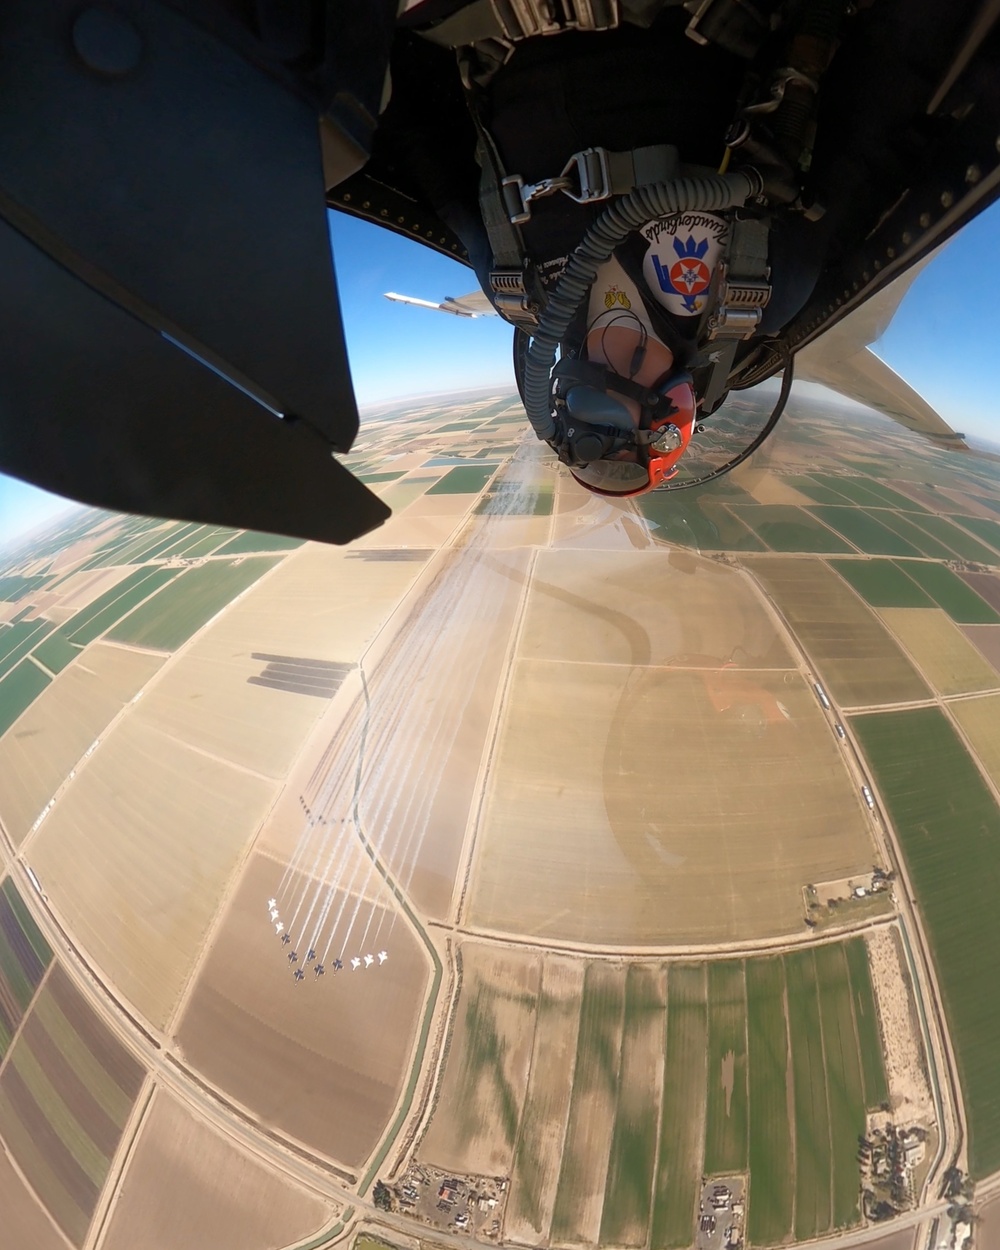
264,899,387,983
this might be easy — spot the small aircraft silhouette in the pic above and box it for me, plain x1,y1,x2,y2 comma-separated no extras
288,951,298,964
315,964,325,977
269,908,280,922
351,957,361,970
293,968,305,982
306,949,316,962
267,898,277,910
333,959,344,972
378,950,388,965
363,953,374,968
281,933,291,946
274,921,284,934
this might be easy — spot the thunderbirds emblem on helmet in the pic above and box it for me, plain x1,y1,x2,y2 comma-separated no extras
641,213,727,316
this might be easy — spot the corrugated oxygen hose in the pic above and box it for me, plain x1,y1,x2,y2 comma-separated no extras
522,170,763,442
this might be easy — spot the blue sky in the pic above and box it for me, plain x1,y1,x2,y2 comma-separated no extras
3,200,1000,543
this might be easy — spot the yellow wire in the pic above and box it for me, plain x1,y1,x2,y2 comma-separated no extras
718,147,732,175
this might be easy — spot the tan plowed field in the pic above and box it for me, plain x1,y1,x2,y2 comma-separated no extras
878,608,999,695
0,1139,68,1250
520,548,790,669
101,1090,336,1250
469,659,873,944
175,852,432,1170
29,718,277,1028
422,942,539,1176
0,644,164,844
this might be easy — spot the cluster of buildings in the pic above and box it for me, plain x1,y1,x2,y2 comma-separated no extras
697,1178,745,1250
386,1163,507,1239
860,1121,928,1218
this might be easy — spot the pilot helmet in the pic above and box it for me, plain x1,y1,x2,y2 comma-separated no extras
554,261,697,497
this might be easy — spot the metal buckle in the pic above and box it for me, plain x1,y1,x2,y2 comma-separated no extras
491,0,619,41
501,172,573,224
560,147,613,204
490,269,540,329
706,262,771,341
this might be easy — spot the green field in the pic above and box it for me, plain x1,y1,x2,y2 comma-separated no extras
906,514,1000,563
426,465,498,495
31,631,80,675
895,561,1000,624
552,964,625,1244
63,567,180,646
651,965,707,1250
844,938,890,1109
787,476,855,505
851,707,1000,1176
639,492,766,552
947,513,1000,555
0,619,54,680
815,944,866,1228
601,966,662,1248
831,559,935,608
746,958,793,1246
704,961,748,1174
785,949,833,1241
106,557,279,651
727,506,853,553
0,660,51,737
810,507,922,557
0,879,53,1058
126,520,197,563
214,531,307,555
172,527,239,558
0,575,51,601
870,512,959,560
356,471,406,484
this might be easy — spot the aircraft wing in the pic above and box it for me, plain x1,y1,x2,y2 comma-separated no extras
793,253,969,450
384,290,497,318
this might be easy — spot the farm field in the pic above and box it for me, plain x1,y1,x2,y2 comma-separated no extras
600,965,664,1249
31,630,80,675
106,557,280,651
101,1091,335,1250
815,943,867,1229
745,957,793,1246
868,511,958,560
508,958,584,1245
175,851,432,1170
950,693,1000,788
651,964,707,1250
958,571,1000,612
519,548,790,669
62,567,180,647
726,505,854,553
785,948,833,1241
426,465,498,495
808,507,921,557
748,557,929,706
421,943,539,1177
0,659,51,736
29,717,277,1029
213,530,304,556
704,961,748,1176
894,561,1000,625
878,608,999,695
0,878,53,1057
851,707,1000,1176
0,618,53,679
638,489,766,552
963,625,1000,670
470,658,875,945
830,559,935,608
0,1142,68,1250
0,644,164,845
943,513,1000,554
906,513,1000,563
845,939,890,1108
551,963,626,1246
0,965,144,1247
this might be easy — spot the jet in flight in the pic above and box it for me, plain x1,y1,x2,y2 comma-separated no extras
288,951,298,964
293,968,305,982
274,922,284,934
306,949,316,962
269,909,280,922
1,0,995,536
364,954,375,968
280,933,291,946
315,964,325,977
351,957,362,971
333,960,344,973
378,951,389,965
267,898,277,910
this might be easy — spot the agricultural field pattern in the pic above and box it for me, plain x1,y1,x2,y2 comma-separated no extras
1,385,1000,1250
